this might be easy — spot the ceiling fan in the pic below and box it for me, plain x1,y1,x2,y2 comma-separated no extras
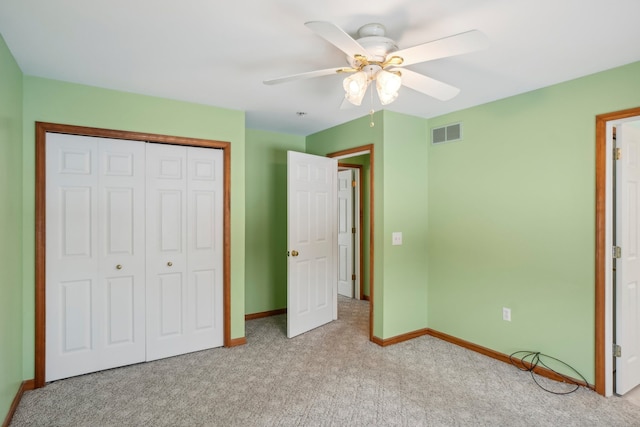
264,21,489,107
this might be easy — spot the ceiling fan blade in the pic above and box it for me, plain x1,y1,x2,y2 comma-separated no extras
264,67,344,85
393,30,488,67
398,68,460,101
305,21,370,59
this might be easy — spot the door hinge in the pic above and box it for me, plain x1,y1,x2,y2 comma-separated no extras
352,227,356,234
613,246,622,258
614,344,622,358
352,180,357,188
615,147,622,160
352,274,356,280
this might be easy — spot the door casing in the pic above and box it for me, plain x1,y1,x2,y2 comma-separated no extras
338,164,364,300
337,166,363,299
595,106,640,395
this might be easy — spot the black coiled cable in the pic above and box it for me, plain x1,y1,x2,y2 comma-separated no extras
509,351,591,395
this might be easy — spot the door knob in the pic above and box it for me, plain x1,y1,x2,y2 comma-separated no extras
116,264,122,270
167,261,173,267
291,250,299,257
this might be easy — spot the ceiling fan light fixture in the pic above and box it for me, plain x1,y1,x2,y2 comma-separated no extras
376,70,402,105
343,71,368,105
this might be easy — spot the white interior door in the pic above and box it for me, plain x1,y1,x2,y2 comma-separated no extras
616,123,640,395
46,133,146,381
146,143,223,360
337,169,354,298
287,151,337,338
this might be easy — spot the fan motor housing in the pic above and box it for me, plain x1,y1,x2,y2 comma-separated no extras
348,23,399,65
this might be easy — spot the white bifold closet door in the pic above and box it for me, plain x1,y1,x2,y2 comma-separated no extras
145,143,224,361
46,134,147,381
46,134,223,382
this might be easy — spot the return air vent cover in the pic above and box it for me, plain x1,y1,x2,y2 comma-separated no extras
431,123,462,144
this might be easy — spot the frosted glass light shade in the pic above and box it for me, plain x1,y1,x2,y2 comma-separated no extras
376,70,401,105
343,72,368,106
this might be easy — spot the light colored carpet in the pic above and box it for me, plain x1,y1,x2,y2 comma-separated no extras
624,385,640,407
11,297,640,426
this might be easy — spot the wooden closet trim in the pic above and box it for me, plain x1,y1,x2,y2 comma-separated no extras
34,122,233,388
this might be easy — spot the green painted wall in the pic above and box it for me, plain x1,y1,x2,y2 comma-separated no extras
243,128,373,315
307,112,430,339
0,33,24,421
245,129,305,314
381,111,429,338
21,76,246,379
306,113,387,337
306,114,383,333
427,60,640,384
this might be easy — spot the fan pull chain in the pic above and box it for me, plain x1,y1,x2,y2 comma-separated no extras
369,79,375,127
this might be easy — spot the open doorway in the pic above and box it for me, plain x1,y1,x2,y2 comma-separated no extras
338,163,363,300
328,145,374,340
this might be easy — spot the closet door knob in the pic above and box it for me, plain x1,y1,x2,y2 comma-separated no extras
167,261,173,267
116,264,123,270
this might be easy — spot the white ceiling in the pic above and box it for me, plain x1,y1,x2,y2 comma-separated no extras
1,0,639,136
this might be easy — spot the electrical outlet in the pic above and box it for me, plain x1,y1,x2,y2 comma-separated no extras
502,307,511,322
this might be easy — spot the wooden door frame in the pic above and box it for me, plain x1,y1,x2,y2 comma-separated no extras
34,122,232,388
337,163,364,300
595,106,640,395
327,145,374,341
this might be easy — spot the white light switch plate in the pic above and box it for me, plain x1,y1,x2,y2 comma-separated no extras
392,232,402,245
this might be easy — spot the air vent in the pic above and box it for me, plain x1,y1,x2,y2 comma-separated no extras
431,123,462,144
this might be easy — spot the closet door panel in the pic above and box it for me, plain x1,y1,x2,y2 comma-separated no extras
187,147,223,347
104,188,134,253
158,190,184,252
158,272,184,336
59,279,93,352
98,139,146,367
60,187,93,257
193,269,215,330
146,144,223,359
46,134,100,381
146,143,189,360
106,275,136,345
46,134,146,381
